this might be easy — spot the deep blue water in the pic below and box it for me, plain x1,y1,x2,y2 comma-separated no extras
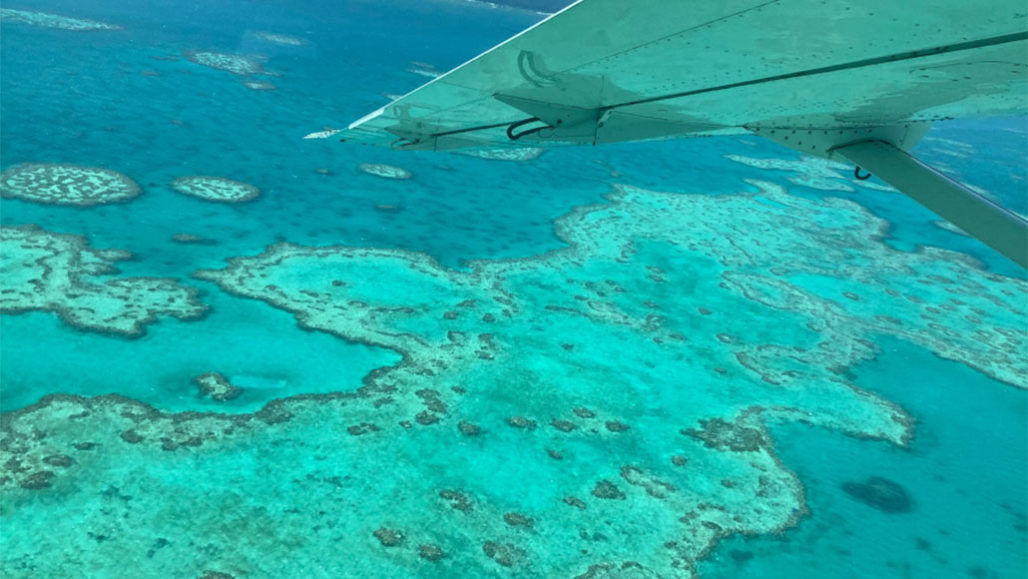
699,335,1028,579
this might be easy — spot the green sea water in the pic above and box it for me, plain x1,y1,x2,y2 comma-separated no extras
1,1,1026,578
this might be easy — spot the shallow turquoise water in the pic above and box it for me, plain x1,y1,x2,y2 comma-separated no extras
698,335,1028,578
1,1,1026,578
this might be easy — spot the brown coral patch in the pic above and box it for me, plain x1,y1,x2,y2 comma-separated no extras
482,541,526,568
372,527,405,547
503,512,535,529
591,479,626,500
458,421,481,436
681,418,767,452
19,470,55,490
507,416,537,430
439,489,473,513
418,543,445,561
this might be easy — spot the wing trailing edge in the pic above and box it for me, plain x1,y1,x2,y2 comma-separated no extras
328,0,1028,267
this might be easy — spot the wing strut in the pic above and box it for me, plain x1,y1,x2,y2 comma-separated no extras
833,140,1028,269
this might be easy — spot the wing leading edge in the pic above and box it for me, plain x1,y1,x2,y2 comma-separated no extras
331,0,1028,267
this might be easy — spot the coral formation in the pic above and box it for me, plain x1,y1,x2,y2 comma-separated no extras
358,163,412,180
724,153,895,193
418,543,445,561
193,373,243,402
243,81,276,91
183,51,267,75
171,233,217,245
254,31,307,46
682,418,767,453
372,527,405,547
503,512,534,528
841,476,914,513
482,541,526,568
303,129,342,140
373,203,402,213
591,480,626,500
724,154,855,192
171,176,259,203
3,179,1024,577
1,163,140,206
407,62,440,78
0,225,207,336
459,147,545,162
0,8,122,30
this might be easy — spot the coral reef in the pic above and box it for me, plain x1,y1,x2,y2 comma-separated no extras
183,51,267,76
418,543,445,561
372,527,405,547
303,129,342,140
358,163,412,180
1,163,140,206
193,373,243,402
841,476,914,513
0,225,207,337
591,480,626,500
482,541,526,568
254,31,307,46
373,203,402,213
682,418,767,453
171,176,259,203
171,233,217,245
407,62,440,78
243,81,276,91
724,153,895,193
459,147,546,162
3,179,1024,577
0,8,122,31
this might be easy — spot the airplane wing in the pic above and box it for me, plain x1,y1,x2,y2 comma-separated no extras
329,0,1028,268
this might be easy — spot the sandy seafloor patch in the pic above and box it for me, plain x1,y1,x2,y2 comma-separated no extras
1,0,1025,577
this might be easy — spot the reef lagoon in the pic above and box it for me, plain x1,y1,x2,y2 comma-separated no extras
1,1,1026,578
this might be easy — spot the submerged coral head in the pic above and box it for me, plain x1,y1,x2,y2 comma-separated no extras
841,476,914,513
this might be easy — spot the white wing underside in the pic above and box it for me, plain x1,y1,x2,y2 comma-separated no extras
339,0,1027,152
333,0,1028,268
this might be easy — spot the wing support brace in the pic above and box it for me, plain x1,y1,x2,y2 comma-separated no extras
833,140,1028,269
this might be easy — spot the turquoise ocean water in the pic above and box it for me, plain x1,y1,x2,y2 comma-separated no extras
1,1,1026,577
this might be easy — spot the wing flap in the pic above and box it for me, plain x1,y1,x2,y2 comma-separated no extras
338,0,1027,149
